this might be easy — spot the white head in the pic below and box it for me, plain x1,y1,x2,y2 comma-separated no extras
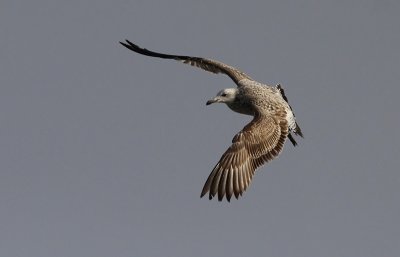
206,88,238,105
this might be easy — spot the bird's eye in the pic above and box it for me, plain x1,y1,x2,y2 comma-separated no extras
221,93,227,97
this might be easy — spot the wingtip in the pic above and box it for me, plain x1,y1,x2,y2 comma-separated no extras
295,126,304,138
119,40,129,48
119,39,139,50
200,190,238,202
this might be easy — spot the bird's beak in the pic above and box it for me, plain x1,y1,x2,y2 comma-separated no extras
206,97,219,105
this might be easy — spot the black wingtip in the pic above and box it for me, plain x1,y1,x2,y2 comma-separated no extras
288,133,298,147
125,39,133,44
124,39,136,48
295,123,304,138
119,40,131,49
119,39,135,48
119,39,181,60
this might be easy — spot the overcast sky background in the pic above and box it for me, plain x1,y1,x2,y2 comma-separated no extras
1,1,399,257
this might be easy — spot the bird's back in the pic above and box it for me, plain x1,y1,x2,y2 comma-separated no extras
237,79,286,116
236,80,302,139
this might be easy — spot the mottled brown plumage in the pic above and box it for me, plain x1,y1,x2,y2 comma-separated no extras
120,40,303,201
201,113,288,201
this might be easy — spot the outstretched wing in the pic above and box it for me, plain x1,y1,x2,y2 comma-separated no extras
120,40,252,85
200,112,289,201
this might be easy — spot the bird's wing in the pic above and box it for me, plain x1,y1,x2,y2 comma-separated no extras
200,111,289,201
120,40,252,85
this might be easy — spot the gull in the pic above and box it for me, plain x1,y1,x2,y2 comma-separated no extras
120,40,303,201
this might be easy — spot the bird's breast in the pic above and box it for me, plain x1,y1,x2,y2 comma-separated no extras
226,101,254,116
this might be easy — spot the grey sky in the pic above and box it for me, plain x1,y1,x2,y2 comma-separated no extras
1,0,399,256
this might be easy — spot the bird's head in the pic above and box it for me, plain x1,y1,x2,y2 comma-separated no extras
206,88,238,105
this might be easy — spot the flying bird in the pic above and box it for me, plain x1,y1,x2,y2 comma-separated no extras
120,40,303,201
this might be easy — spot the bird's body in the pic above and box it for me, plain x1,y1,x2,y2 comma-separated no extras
120,40,303,201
